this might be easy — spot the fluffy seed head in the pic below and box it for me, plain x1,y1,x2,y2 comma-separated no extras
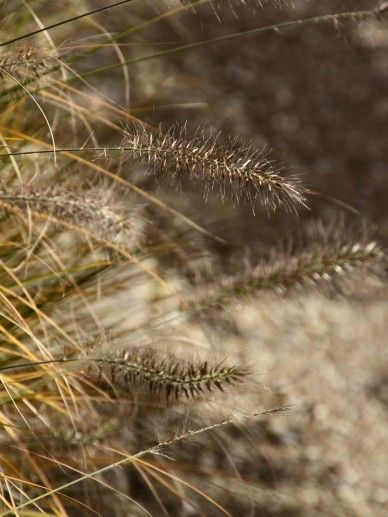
0,45,60,82
123,124,306,212
0,184,145,251
84,348,248,401
192,220,385,310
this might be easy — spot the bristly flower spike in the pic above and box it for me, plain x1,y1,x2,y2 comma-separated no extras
192,220,385,310
85,349,248,401
122,124,307,213
0,45,61,82
0,184,145,251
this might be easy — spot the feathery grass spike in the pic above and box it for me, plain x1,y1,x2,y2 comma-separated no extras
124,124,306,212
0,184,143,250
87,350,247,400
194,222,384,309
0,46,59,82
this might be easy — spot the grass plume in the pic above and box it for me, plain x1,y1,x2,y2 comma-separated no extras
0,46,60,82
123,124,306,212
192,221,385,310
0,184,144,250
85,348,247,401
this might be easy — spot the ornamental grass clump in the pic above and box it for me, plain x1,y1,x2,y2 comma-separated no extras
0,1,386,515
